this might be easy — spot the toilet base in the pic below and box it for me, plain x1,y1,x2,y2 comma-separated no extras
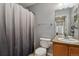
35,47,46,56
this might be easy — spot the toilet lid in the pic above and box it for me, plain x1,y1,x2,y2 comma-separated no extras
35,47,46,55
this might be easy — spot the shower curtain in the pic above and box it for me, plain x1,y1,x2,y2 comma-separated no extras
0,3,9,56
5,3,14,56
0,3,34,56
29,12,34,54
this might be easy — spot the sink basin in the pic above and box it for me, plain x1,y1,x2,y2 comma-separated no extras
58,38,79,43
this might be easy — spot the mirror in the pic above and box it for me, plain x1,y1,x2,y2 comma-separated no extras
55,16,65,35
55,3,79,39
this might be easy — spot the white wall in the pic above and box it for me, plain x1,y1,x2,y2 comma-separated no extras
28,3,56,48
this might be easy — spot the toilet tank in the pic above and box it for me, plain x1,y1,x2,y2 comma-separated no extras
40,38,51,48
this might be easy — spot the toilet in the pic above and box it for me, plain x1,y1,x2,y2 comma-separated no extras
35,38,51,56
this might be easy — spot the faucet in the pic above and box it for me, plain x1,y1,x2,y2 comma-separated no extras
64,32,68,39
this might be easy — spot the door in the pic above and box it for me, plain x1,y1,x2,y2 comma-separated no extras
69,46,79,56
34,6,55,48
37,13,55,38
53,42,68,56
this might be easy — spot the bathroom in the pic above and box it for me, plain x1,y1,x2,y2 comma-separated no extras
0,3,79,56
28,3,79,56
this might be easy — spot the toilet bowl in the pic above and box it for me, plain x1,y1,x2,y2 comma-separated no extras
35,38,51,56
35,47,46,56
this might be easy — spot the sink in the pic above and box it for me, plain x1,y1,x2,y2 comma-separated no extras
58,37,79,43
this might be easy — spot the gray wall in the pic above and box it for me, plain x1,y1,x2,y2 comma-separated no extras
28,3,56,48
71,4,79,39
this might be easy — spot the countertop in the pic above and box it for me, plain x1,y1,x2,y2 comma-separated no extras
52,36,79,46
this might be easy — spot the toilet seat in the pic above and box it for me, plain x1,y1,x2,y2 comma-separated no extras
35,47,46,56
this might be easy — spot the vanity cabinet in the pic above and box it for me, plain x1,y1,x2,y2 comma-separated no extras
53,42,79,56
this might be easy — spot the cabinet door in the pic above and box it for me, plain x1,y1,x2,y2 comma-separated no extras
53,43,68,56
69,46,79,56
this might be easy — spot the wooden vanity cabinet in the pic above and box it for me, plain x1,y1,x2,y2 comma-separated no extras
53,42,79,56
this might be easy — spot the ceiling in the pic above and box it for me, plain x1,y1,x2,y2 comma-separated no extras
19,3,77,9
19,3,35,8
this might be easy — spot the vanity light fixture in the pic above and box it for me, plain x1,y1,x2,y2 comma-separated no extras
58,3,76,10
